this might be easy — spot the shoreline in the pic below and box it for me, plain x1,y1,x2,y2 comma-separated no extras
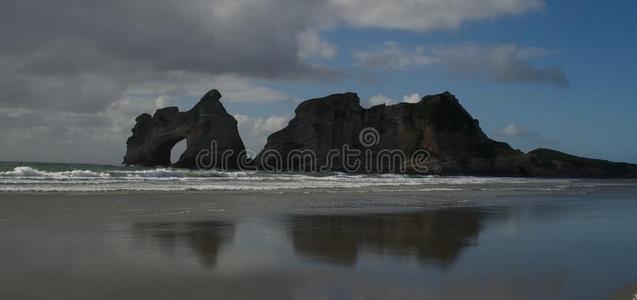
1,189,636,300
2,186,636,225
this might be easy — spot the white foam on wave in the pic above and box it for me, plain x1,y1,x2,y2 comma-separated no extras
0,166,110,178
110,168,257,178
0,166,256,179
0,165,602,193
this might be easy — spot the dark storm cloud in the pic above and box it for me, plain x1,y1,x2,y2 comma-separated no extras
1,0,328,75
0,0,549,113
0,0,336,112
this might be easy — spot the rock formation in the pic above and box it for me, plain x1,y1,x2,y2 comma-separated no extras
257,92,637,177
123,88,637,177
123,89,245,169
527,148,637,178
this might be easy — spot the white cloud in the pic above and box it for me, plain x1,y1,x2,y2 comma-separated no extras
0,100,152,164
356,42,569,87
298,31,338,61
211,75,293,103
500,124,526,137
154,96,171,109
124,74,293,110
499,123,558,146
403,93,422,103
0,76,292,164
368,93,423,106
368,95,396,106
329,0,544,31
234,114,290,152
355,42,437,70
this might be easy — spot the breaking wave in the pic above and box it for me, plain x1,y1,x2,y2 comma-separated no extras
2,166,110,178
0,166,254,179
1,163,633,193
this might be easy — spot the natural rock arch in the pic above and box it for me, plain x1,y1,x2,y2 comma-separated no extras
123,89,245,169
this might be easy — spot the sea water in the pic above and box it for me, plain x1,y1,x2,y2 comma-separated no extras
2,161,636,193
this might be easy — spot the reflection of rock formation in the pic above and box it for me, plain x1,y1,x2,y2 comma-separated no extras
288,209,488,268
132,221,234,267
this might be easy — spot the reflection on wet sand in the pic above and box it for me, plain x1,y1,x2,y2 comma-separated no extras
3,194,637,300
288,208,492,267
131,221,234,267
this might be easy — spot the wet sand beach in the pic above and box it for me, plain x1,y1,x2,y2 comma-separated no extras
1,187,637,300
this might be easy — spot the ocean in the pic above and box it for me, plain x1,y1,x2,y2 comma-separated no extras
1,161,637,299
2,161,636,193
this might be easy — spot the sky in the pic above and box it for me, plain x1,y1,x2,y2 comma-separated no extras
0,0,636,165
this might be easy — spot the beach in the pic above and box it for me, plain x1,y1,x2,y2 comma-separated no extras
2,170,637,300
4,0,637,298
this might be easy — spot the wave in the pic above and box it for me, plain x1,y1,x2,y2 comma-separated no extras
6,165,628,193
1,166,111,178
0,166,255,179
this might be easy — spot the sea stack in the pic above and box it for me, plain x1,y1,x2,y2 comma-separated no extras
257,91,637,177
123,89,245,169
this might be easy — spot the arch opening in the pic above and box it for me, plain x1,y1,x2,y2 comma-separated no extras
170,139,188,165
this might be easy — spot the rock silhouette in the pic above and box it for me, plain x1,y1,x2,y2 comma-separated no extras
123,89,245,169
258,91,637,177
123,89,637,177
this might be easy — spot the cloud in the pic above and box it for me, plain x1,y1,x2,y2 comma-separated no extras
329,0,544,31
433,44,569,87
298,31,338,61
136,74,293,110
0,76,292,164
211,76,293,103
0,103,149,164
499,123,559,146
0,0,546,113
367,93,422,106
356,43,569,87
0,1,549,112
355,42,437,69
402,93,422,103
0,0,547,163
234,114,290,152
0,0,338,114
368,95,395,106
154,96,171,109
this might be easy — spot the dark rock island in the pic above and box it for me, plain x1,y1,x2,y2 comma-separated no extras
123,89,245,169
258,91,637,177
124,89,637,177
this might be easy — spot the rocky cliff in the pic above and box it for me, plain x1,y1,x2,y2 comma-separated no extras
123,89,245,169
257,92,637,177
527,148,637,178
